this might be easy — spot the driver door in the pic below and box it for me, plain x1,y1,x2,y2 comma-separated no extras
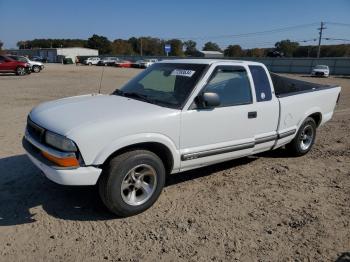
180,65,257,171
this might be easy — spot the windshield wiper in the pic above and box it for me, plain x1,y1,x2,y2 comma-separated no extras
113,89,126,96
114,90,154,103
113,89,176,108
124,92,153,102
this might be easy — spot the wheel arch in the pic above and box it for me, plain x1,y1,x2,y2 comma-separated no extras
92,134,180,174
308,112,322,127
300,107,322,129
101,142,175,174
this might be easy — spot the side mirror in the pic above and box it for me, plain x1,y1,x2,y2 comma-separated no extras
199,92,220,108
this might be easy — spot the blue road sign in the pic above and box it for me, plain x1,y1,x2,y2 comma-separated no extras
164,44,171,54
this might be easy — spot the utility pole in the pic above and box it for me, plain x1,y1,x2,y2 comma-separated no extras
317,21,326,58
140,38,143,56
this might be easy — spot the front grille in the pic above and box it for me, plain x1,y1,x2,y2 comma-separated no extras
27,118,45,142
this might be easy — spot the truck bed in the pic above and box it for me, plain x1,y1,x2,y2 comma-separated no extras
270,73,337,97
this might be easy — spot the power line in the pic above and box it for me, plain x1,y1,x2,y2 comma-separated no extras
325,22,350,27
174,21,349,50
324,37,350,42
172,23,319,40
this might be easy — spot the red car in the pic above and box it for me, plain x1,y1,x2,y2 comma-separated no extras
114,60,132,68
0,55,31,75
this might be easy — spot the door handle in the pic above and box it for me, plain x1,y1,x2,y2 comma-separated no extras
248,111,257,119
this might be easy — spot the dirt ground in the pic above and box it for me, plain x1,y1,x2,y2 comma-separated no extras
0,64,349,262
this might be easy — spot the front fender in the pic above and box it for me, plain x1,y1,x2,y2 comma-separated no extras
92,133,180,172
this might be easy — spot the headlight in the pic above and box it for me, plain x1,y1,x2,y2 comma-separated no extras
45,131,77,152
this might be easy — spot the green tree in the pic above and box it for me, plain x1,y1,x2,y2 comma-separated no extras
17,41,30,49
128,37,139,53
183,40,198,56
275,39,299,57
16,38,88,49
246,48,265,57
87,34,111,54
224,45,244,57
111,39,134,55
0,41,3,52
203,41,222,52
137,37,163,56
166,39,184,56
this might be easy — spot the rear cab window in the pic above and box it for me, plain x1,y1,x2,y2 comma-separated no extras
249,65,272,102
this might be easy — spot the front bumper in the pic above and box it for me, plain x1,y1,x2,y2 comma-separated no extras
311,71,329,77
23,135,102,186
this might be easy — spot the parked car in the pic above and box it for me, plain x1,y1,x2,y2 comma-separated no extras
311,65,330,77
0,55,31,75
63,58,73,64
97,57,120,66
115,60,132,68
84,57,101,66
132,60,143,68
31,56,47,63
7,55,44,73
23,60,341,217
138,59,159,68
267,50,284,57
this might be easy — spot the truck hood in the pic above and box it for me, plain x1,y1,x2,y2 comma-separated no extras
29,94,178,136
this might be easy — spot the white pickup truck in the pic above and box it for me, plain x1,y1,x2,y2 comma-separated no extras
23,59,341,216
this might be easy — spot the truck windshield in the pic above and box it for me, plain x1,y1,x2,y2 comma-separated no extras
315,65,328,69
113,63,208,109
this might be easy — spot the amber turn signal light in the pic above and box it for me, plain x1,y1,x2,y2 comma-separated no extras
42,151,79,167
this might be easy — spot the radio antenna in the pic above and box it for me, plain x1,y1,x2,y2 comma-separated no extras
98,66,106,94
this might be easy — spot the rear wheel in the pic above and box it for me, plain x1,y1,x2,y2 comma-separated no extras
286,117,317,156
16,66,26,76
99,150,165,217
32,65,41,73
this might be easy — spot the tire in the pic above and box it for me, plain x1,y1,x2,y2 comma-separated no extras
16,66,26,76
88,62,92,66
286,117,317,156
32,65,41,73
99,150,166,217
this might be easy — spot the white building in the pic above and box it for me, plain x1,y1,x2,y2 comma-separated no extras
7,47,99,63
197,50,224,58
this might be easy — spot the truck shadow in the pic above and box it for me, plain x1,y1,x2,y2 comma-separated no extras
335,252,350,262
0,154,258,225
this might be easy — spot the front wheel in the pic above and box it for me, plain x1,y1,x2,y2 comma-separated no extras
16,66,26,76
286,117,317,156
99,150,165,217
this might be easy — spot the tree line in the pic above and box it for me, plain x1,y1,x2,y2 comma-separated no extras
11,35,350,57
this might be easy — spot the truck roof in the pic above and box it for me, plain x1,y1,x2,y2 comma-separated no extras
159,59,264,66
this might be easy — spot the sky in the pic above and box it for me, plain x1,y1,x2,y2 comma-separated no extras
0,0,349,50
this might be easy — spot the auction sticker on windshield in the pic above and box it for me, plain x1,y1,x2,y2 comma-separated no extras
171,69,195,77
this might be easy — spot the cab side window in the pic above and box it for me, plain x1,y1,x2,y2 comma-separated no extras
249,65,272,102
203,66,252,107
